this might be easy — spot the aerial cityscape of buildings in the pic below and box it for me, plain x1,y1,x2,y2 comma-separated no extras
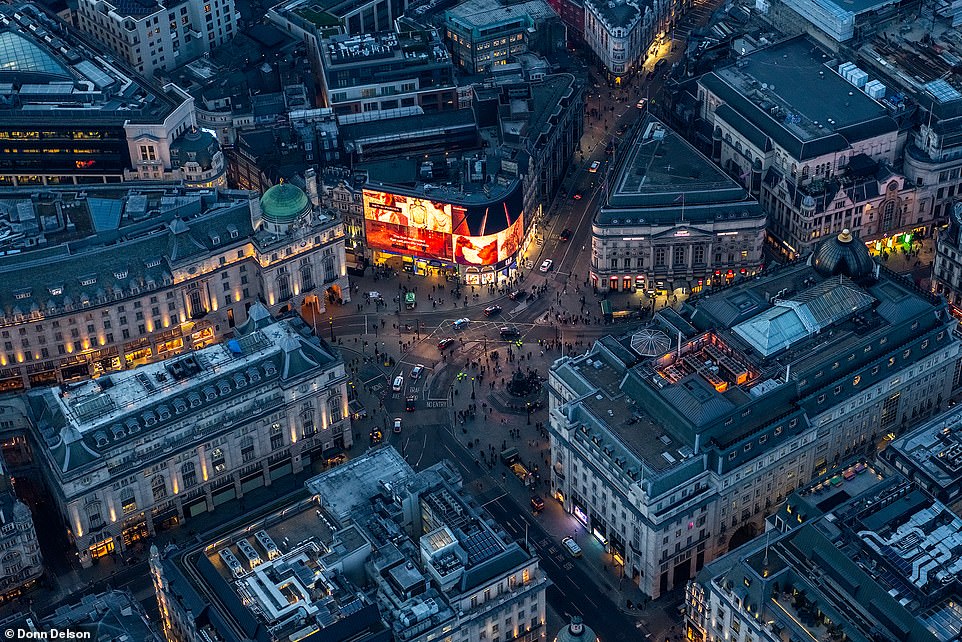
3,0,962,640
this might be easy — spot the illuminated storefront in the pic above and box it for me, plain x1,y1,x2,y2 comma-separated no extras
363,181,527,283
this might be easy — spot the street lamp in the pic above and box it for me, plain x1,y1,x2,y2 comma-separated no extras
526,402,532,425
328,316,334,341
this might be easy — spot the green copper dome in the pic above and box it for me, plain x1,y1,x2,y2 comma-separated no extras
260,183,310,225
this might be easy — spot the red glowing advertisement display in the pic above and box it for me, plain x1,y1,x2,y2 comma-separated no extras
452,215,524,265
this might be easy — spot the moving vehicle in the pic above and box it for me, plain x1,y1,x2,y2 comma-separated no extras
392,375,404,392
370,429,383,445
405,396,416,412
484,305,502,317
367,291,383,301
530,496,545,512
572,192,582,200
393,418,402,434
560,228,572,241
636,98,648,109
540,259,553,272
410,364,424,379
453,318,470,330
404,292,416,309
508,290,527,301
500,327,522,339
437,338,455,350
562,537,582,558
589,160,601,173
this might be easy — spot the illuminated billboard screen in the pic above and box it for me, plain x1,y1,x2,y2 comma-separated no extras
453,214,524,265
363,190,453,233
363,183,524,264
364,220,452,261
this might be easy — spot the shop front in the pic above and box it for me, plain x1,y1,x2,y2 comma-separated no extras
88,536,114,560
122,518,150,547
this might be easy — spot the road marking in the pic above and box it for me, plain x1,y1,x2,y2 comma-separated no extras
480,492,506,506
426,400,448,408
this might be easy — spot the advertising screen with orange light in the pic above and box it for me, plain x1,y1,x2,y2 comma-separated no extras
363,184,524,264
452,214,524,265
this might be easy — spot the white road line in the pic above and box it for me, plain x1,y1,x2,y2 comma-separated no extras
481,492,507,506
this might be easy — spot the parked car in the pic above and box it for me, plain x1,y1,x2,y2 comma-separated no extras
410,364,425,379
540,259,553,272
562,537,582,557
438,338,455,350
530,496,545,512
484,305,502,317
392,375,404,392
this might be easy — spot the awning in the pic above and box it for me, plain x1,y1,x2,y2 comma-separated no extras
600,300,612,315
671,280,690,291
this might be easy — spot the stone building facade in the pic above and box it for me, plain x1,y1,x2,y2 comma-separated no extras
0,183,348,391
29,310,350,567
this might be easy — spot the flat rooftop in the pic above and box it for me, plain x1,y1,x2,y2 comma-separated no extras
178,498,383,642
602,115,760,222
307,448,416,524
889,405,962,492
0,6,185,125
445,0,554,28
703,36,896,159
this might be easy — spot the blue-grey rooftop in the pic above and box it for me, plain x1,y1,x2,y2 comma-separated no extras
601,114,763,223
702,36,897,160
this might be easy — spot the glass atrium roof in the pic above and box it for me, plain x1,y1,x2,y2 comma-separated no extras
0,31,70,78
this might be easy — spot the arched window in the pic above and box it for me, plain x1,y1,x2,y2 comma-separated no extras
329,395,343,423
241,435,256,463
152,475,167,501
2,550,22,576
301,404,316,438
276,274,291,302
300,265,314,291
181,461,196,489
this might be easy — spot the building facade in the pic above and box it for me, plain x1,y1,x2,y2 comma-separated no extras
583,0,679,80
0,5,220,187
152,447,547,642
591,116,766,294
76,0,236,76
30,310,351,567
0,183,349,391
686,476,953,642
444,0,553,73
319,31,459,123
882,403,962,504
0,460,43,599
697,36,933,258
931,202,962,310
549,233,960,598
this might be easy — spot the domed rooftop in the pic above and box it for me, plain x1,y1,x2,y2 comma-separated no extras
811,228,876,280
170,127,219,170
260,182,310,225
